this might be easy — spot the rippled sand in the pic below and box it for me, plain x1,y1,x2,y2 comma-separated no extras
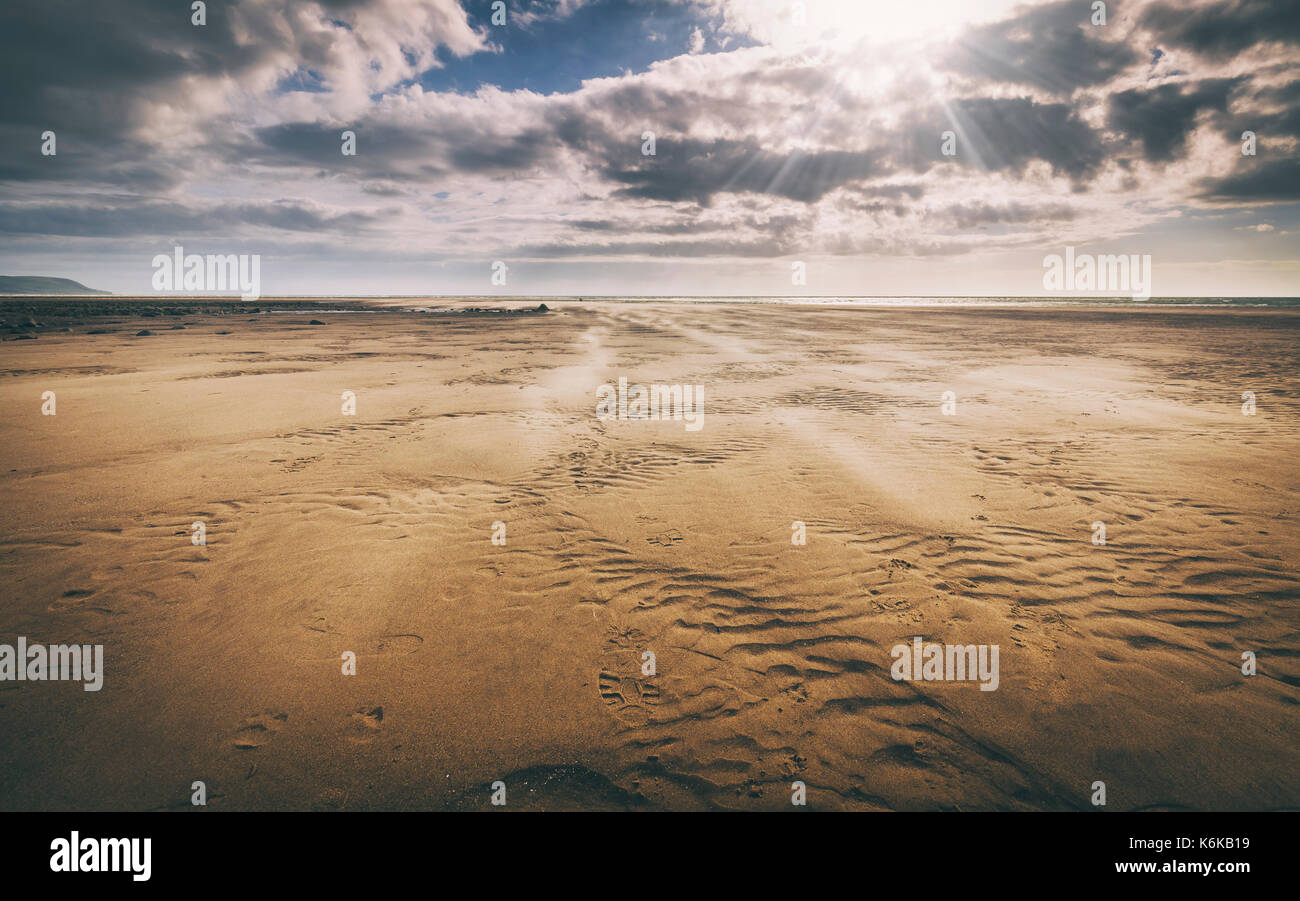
0,299,1296,810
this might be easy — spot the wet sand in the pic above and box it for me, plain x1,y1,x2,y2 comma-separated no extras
0,298,1296,810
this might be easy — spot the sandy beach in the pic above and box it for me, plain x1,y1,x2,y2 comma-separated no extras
0,298,1296,811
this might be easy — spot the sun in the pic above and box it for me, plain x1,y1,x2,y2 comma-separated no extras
731,0,1026,49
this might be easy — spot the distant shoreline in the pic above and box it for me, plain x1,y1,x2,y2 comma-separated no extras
1,294,1297,308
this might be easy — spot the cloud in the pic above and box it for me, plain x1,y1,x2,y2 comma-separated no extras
1,0,1297,292
603,139,883,204
1197,158,1300,202
936,96,1106,178
946,0,1140,95
0,197,387,237
1108,77,1244,162
1141,0,1300,59
1,0,487,131
939,200,1078,229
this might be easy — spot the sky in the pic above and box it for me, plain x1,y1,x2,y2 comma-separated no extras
0,0,1297,297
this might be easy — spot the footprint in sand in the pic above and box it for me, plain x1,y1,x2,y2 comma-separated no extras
886,558,914,576
232,711,288,750
598,668,661,727
303,627,424,658
48,588,115,614
597,626,660,727
372,634,423,655
343,706,384,744
312,787,350,811
646,528,684,547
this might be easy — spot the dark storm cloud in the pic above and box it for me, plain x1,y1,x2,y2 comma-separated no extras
3,1,191,126
0,0,244,188
1141,0,1300,59
448,128,555,172
0,0,295,135
249,122,447,175
1227,80,1300,143
946,0,1140,95
543,79,895,205
0,0,484,188
602,138,883,204
929,97,1106,179
0,128,191,189
244,119,562,180
0,198,385,236
1197,158,1300,202
1107,77,1244,162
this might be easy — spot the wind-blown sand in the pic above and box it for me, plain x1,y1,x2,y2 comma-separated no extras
0,298,1296,811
